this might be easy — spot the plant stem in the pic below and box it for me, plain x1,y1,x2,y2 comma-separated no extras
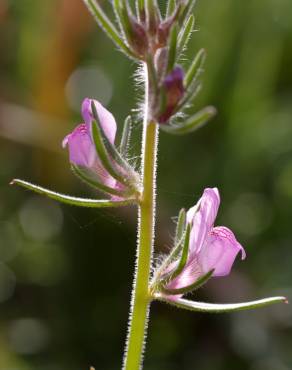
123,63,158,370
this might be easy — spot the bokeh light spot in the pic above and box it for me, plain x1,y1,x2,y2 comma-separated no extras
19,197,63,242
65,66,113,112
19,243,68,286
8,318,50,355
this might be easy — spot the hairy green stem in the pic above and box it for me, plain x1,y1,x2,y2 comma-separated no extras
123,64,158,370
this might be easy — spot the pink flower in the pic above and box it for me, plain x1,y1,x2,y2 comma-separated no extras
62,98,120,190
166,188,246,292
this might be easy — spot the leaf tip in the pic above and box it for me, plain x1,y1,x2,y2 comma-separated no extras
207,106,217,116
9,179,15,185
200,47,207,56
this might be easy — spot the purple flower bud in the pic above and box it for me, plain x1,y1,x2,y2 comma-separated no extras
164,66,184,90
128,16,148,57
62,98,120,191
157,7,181,47
158,66,185,123
164,188,246,294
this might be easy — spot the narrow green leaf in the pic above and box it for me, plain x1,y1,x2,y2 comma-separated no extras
178,14,194,57
166,24,178,73
166,0,176,18
161,270,214,296
119,116,132,157
71,164,131,197
156,295,288,313
161,106,217,135
113,0,125,26
174,208,186,245
180,0,197,23
113,0,133,42
11,179,135,208
184,48,206,89
82,0,136,59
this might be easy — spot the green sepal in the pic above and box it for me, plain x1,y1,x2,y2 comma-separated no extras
71,164,132,198
146,0,161,33
158,224,191,292
161,270,214,296
10,179,135,208
90,102,139,191
166,24,178,73
91,120,129,187
159,236,183,272
151,235,184,290
91,102,132,173
161,106,217,135
119,116,132,157
184,48,206,89
156,295,288,313
168,223,191,280
152,221,189,293
166,0,176,18
178,14,194,57
82,0,136,59
136,0,146,22
174,208,186,245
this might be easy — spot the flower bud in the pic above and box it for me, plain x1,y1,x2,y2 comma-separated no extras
157,6,181,47
128,15,149,58
146,0,161,36
158,65,185,123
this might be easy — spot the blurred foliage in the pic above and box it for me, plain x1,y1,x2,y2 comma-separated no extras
0,0,292,369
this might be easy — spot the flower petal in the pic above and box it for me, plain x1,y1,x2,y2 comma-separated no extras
187,188,220,255
62,124,97,168
198,226,246,277
82,98,117,144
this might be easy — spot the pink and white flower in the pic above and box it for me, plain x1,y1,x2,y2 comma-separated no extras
62,98,122,192
165,188,246,292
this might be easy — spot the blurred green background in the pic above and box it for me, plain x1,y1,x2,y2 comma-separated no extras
0,0,292,369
